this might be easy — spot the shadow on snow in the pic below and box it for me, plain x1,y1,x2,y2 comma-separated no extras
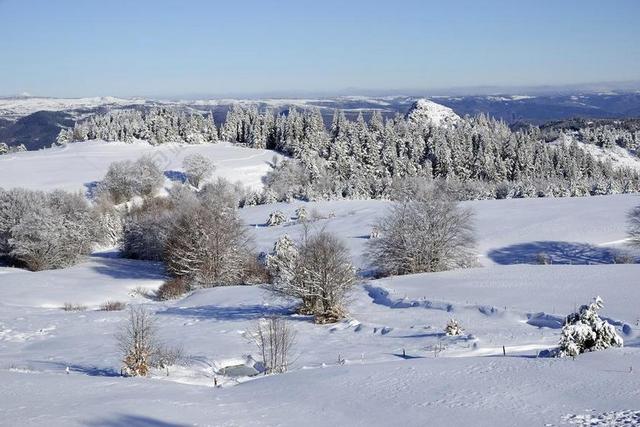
488,241,635,265
157,303,301,321
85,414,189,427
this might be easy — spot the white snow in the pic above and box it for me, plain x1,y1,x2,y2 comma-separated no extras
0,140,282,192
1,138,639,426
406,98,460,127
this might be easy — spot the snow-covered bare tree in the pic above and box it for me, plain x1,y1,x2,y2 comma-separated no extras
368,188,476,276
2,189,96,271
198,178,247,209
122,197,177,260
557,296,623,357
266,231,356,323
99,156,164,204
117,306,157,377
164,201,252,287
250,316,296,374
182,153,215,188
627,206,640,245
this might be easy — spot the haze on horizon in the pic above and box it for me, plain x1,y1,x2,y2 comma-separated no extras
1,0,639,98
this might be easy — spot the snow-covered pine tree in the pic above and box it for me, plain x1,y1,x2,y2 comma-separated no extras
557,296,623,357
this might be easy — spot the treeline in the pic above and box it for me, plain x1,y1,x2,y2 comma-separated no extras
59,104,640,201
57,108,218,145
540,118,640,153
240,107,640,201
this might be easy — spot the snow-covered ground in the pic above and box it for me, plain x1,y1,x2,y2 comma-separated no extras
1,141,640,426
0,140,282,192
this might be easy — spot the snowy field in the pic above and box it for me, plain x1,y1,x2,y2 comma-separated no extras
1,142,640,426
0,140,281,192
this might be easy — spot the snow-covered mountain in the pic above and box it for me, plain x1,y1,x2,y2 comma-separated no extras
0,96,149,121
406,98,460,127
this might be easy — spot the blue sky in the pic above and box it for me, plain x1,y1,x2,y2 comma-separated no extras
1,0,638,97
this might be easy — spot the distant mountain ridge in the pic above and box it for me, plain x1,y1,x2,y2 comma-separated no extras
1,92,640,151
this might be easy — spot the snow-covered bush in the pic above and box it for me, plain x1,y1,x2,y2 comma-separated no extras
557,296,623,358
164,201,252,287
445,319,464,336
92,196,124,248
117,306,156,377
251,316,296,374
122,197,177,261
156,277,190,301
99,156,164,204
198,178,246,209
263,159,310,202
295,207,308,222
100,301,126,311
183,153,215,188
266,210,287,226
628,205,640,245
368,189,477,276
267,234,298,293
1,189,96,271
535,252,552,265
266,232,356,323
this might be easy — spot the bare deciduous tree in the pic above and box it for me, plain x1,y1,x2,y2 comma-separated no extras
2,189,96,271
117,306,157,377
251,316,296,374
368,190,477,276
183,153,215,188
122,197,177,260
164,201,252,286
628,206,640,245
100,156,164,204
266,230,357,323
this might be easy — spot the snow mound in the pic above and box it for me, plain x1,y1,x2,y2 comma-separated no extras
406,98,460,127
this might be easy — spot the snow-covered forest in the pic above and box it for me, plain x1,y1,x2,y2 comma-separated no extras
57,102,640,202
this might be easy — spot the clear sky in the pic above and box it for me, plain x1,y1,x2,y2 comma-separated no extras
1,0,639,98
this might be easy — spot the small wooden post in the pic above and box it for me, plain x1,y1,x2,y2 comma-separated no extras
502,345,506,356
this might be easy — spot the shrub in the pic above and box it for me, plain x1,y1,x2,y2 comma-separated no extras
295,207,308,222
628,206,640,245
266,211,287,226
557,296,623,358
156,277,190,301
100,156,164,204
62,303,87,312
122,197,177,260
241,254,272,285
164,201,252,287
183,153,215,188
198,178,245,209
251,316,296,374
263,160,310,201
117,306,157,377
2,190,96,271
368,189,476,276
445,319,464,336
535,252,552,265
613,252,635,264
100,301,126,311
